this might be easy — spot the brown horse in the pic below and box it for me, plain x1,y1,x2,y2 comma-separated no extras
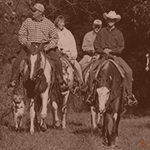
91,59,125,148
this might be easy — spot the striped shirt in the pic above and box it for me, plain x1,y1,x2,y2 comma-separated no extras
19,17,58,49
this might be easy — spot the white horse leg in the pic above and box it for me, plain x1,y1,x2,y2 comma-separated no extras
41,89,49,119
51,101,60,127
30,98,35,134
61,91,69,129
39,89,49,132
91,106,97,129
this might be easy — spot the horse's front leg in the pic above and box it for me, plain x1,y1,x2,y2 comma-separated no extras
51,100,60,128
30,98,35,134
40,89,49,132
90,106,97,129
61,91,69,129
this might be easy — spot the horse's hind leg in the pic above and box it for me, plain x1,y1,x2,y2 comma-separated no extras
61,91,69,129
51,100,60,128
90,106,97,129
40,89,49,132
30,98,35,134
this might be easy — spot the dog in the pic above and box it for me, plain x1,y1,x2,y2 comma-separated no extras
12,94,25,131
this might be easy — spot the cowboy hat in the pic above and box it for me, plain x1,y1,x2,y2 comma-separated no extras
103,11,121,22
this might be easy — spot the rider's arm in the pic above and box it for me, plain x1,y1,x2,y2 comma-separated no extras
68,31,77,60
18,18,29,46
110,31,125,54
93,29,104,54
47,22,59,49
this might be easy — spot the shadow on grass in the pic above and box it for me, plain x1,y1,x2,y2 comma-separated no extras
133,123,150,129
1,121,29,133
73,127,103,137
68,121,83,127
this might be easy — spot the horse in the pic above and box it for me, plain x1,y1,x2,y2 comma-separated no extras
17,46,53,134
83,56,125,147
95,59,125,147
16,45,74,133
51,55,74,129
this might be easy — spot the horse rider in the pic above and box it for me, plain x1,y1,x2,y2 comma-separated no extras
8,3,68,94
86,11,138,107
54,15,87,91
79,19,102,70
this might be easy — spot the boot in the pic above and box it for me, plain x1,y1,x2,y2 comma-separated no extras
57,75,69,92
60,82,69,92
127,94,138,107
79,82,88,92
7,80,16,96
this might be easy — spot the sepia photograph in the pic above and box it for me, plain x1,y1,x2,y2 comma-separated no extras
0,0,150,150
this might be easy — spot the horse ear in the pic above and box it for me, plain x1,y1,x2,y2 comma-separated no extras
109,76,112,81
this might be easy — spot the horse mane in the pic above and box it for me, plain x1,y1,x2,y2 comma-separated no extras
98,61,111,88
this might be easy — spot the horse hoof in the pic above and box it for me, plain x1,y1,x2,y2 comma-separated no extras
62,125,66,129
40,125,47,132
30,130,34,135
52,121,61,129
97,123,103,129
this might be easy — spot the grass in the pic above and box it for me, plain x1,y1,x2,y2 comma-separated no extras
1,112,150,150
0,63,150,150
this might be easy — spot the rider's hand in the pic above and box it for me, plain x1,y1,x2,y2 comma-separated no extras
92,53,100,59
26,41,31,50
104,48,112,55
44,44,51,51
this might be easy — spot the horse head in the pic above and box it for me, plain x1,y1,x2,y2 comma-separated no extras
96,61,112,114
27,44,45,81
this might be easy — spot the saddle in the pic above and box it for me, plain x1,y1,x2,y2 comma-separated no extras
100,59,125,78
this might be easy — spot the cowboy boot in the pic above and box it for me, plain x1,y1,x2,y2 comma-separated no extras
79,82,88,92
57,75,69,92
7,80,16,96
127,94,138,107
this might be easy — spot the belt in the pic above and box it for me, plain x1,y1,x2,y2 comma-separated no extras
31,42,49,47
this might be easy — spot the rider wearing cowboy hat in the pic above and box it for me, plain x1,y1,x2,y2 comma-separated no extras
86,11,138,107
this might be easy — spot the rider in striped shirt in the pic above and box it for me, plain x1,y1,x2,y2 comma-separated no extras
8,3,68,93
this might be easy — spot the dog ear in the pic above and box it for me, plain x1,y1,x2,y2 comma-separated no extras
13,94,17,100
20,95,24,100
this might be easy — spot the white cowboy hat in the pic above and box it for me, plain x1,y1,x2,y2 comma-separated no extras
33,3,45,12
103,11,121,22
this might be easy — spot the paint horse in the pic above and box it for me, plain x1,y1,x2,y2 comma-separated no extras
20,45,74,133
94,58,125,147
57,56,74,129
20,44,52,134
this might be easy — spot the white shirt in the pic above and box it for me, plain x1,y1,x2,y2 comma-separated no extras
82,30,97,52
57,27,77,60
